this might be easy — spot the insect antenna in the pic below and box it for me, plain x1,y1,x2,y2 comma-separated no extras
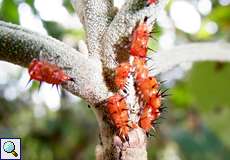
148,47,156,52
38,81,42,91
157,88,169,97
159,106,168,113
26,78,32,87
55,84,61,96
149,35,158,41
152,120,161,128
148,66,156,72
145,56,153,62
159,80,167,84
162,93,171,98
160,89,171,97
146,132,156,138
149,30,160,34
150,24,160,34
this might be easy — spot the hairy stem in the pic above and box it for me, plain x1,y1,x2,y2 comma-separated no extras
72,0,115,58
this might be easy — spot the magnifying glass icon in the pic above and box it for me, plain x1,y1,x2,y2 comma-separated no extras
3,141,18,157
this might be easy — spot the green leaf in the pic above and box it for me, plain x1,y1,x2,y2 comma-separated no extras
0,0,19,24
208,5,230,32
25,0,34,6
63,0,75,13
208,6,230,25
187,62,230,109
42,21,66,39
170,82,193,108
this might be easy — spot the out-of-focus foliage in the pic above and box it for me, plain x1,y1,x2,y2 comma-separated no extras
0,0,230,159
63,0,75,13
147,0,230,159
208,6,230,32
0,0,19,24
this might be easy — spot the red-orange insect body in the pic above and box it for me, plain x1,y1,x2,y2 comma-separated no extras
28,59,74,85
147,0,158,5
133,57,149,81
136,76,159,102
130,20,149,58
136,76,161,133
139,106,155,132
139,94,161,132
28,59,43,81
107,93,135,140
114,63,131,89
147,94,161,109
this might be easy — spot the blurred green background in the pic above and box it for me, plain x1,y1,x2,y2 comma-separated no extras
0,0,230,159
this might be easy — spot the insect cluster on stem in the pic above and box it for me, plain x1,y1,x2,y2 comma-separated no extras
107,1,168,142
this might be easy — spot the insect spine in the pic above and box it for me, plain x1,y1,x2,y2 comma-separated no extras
27,59,75,89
